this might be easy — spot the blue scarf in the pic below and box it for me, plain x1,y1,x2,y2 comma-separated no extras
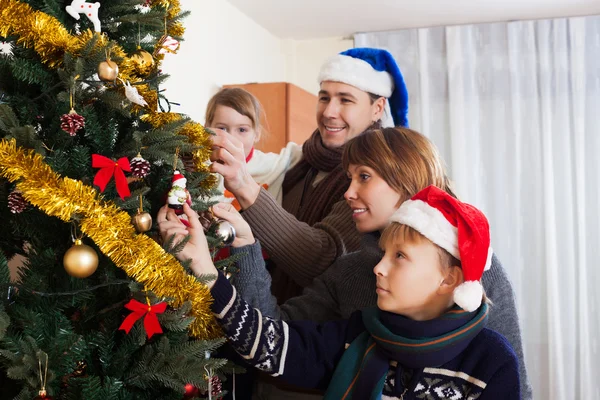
324,304,489,400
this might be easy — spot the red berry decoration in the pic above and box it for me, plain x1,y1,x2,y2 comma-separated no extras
8,189,28,214
209,375,222,397
60,109,85,136
130,153,151,178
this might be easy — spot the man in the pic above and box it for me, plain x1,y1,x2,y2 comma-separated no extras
210,48,409,302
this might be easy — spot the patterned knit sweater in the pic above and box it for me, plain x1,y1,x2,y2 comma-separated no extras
211,273,521,399
230,234,533,399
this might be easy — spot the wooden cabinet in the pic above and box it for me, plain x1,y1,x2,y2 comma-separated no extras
223,82,317,154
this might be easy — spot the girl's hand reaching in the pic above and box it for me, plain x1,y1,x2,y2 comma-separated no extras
157,203,219,287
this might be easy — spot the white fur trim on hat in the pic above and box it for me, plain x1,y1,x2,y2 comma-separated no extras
381,101,394,128
485,246,493,271
453,281,483,312
390,199,460,260
318,54,393,98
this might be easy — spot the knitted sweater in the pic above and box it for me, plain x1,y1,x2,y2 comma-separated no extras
241,171,362,289
212,142,303,207
230,235,533,399
212,273,521,399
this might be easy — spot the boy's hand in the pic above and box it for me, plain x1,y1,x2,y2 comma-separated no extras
212,202,255,248
157,204,218,286
209,129,261,209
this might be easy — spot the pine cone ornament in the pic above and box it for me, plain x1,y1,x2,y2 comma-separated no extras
130,153,151,178
60,109,85,136
8,190,28,214
209,375,222,397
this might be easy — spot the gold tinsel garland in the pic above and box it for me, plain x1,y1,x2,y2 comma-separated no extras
0,0,215,187
0,0,181,114
0,139,220,339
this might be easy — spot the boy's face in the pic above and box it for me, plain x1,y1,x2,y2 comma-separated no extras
374,236,447,320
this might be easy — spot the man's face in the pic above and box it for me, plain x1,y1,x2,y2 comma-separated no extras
316,81,385,149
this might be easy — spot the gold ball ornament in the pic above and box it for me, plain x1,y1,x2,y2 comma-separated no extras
63,240,99,278
131,49,154,67
132,211,153,233
98,58,119,81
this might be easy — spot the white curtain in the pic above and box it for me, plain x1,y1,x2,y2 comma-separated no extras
356,15,600,400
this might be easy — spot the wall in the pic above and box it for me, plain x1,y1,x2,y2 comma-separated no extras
284,36,354,95
162,1,353,124
161,0,287,123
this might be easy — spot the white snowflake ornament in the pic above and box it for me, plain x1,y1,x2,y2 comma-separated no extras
134,4,151,14
0,42,14,58
123,81,148,106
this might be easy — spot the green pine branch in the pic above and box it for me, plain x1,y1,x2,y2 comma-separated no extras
0,103,20,132
9,58,55,88
0,304,9,342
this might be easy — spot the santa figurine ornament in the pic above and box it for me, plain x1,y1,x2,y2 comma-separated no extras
167,170,192,215
167,152,235,245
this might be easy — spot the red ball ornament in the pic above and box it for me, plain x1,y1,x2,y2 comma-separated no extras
33,389,54,399
183,383,200,399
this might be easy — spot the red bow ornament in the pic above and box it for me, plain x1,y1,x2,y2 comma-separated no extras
119,299,168,339
92,154,131,200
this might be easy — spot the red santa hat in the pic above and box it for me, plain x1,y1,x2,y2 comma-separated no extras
390,185,493,312
171,170,186,185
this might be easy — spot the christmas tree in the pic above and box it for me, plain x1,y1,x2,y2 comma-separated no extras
0,0,235,398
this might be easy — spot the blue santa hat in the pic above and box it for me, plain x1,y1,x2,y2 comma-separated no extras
318,47,408,127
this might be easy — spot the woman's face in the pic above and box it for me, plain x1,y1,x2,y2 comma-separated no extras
344,164,403,233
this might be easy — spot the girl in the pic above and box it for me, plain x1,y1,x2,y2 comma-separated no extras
205,87,302,209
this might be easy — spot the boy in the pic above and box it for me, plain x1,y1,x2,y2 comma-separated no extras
165,186,520,399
